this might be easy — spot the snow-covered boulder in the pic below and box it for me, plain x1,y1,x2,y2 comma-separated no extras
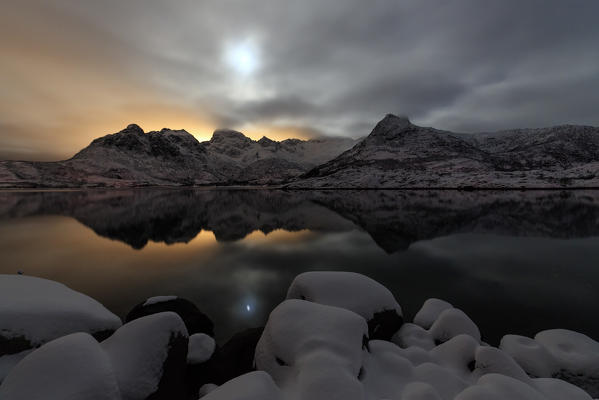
0,275,121,356
188,333,216,364
413,299,454,330
102,312,188,400
501,329,599,398
0,332,120,400
0,350,31,384
126,296,214,337
499,334,558,377
455,373,549,400
455,373,593,400
255,299,368,400
395,299,480,349
200,371,282,400
394,323,436,350
286,271,403,340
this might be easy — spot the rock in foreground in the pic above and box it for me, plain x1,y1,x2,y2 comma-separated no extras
0,272,598,399
0,275,121,356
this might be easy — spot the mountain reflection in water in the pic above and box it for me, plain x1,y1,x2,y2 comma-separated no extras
0,188,598,344
2,189,599,253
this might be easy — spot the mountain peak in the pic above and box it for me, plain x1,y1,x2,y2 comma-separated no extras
368,114,413,140
381,114,412,128
211,129,250,143
258,136,276,146
122,124,144,135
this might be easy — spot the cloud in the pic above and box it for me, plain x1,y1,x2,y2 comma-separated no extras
1,0,599,159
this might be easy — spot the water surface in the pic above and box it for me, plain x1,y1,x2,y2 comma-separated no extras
0,189,598,344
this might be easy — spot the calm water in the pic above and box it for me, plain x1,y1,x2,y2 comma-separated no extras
0,188,598,345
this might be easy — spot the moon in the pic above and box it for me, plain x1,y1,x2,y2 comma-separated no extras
225,40,260,76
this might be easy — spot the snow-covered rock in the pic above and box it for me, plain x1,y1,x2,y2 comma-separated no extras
1,272,597,400
395,299,480,348
200,371,282,400
0,333,120,400
500,329,599,397
143,296,178,306
102,312,189,400
499,334,558,378
255,299,368,400
413,299,454,330
188,333,216,364
0,350,31,384
126,296,214,337
429,308,481,345
286,271,403,339
0,275,121,356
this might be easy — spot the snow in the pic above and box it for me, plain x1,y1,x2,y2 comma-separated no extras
414,299,454,329
0,333,120,400
253,281,596,400
201,371,282,400
101,311,188,400
429,308,481,344
255,299,368,400
187,333,216,364
0,350,31,384
499,334,558,377
143,295,178,306
1,273,598,400
394,323,436,350
394,302,480,349
0,275,121,348
286,271,402,321
535,329,599,375
499,329,599,396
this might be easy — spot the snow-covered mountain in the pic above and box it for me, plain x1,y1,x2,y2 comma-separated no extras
204,129,358,184
0,125,358,188
3,115,599,188
290,114,599,188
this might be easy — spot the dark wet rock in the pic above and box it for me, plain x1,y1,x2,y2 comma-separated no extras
553,370,599,399
211,327,264,385
126,297,215,337
367,309,404,341
0,336,32,357
184,327,264,399
147,333,188,400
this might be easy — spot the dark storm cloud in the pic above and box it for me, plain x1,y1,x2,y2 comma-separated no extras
1,0,599,159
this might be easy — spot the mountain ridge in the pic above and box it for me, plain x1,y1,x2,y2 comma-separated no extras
2,115,599,188
0,125,358,188
291,114,599,188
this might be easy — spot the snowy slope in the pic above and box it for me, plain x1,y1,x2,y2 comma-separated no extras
290,114,599,188
0,125,358,188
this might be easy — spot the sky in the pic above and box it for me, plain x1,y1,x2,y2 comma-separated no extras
1,1,599,161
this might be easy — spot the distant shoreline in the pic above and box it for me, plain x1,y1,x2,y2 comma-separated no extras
3,185,599,192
